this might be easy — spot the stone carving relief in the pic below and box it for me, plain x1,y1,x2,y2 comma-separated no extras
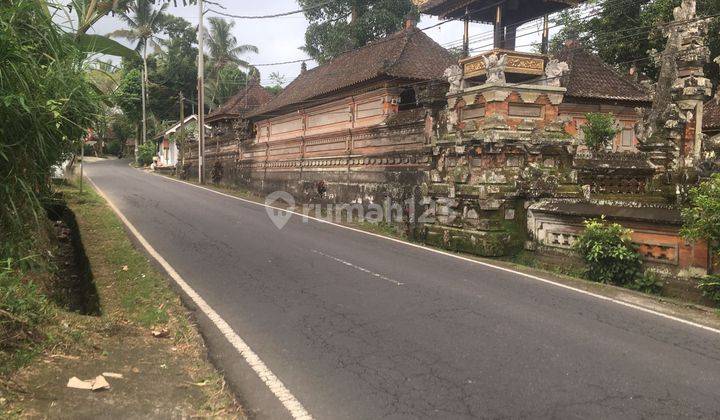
443,65,465,94
544,59,569,86
482,52,507,84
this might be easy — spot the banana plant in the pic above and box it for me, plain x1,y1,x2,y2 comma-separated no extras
67,0,139,59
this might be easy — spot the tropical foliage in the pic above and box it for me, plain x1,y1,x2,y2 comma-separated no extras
205,17,258,110
206,17,258,72
681,174,720,305
109,0,169,150
549,0,720,84
299,0,416,63
574,218,643,285
1,0,102,367
581,112,618,151
1,0,100,259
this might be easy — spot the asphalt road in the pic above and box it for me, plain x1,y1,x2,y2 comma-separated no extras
85,159,720,419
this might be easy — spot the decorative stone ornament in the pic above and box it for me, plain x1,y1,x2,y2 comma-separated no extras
482,53,507,84
443,65,465,94
544,59,569,87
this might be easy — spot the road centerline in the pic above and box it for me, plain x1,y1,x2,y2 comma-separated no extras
150,170,720,336
312,249,404,286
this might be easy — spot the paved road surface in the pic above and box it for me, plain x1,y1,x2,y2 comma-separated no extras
86,159,720,419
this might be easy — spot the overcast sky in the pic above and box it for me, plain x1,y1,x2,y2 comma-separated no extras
85,1,548,87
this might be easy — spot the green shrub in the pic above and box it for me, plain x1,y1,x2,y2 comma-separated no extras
574,217,642,285
681,173,720,244
137,141,156,166
1,1,100,260
0,258,54,372
105,139,121,156
83,142,95,157
681,174,720,307
628,270,664,295
582,112,618,151
698,276,720,305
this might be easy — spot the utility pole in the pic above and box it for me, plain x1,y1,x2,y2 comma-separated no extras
462,7,469,59
197,0,206,184
80,139,84,193
139,39,148,166
179,92,185,169
541,14,550,55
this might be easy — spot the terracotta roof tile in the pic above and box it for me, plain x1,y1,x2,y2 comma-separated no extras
556,47,651,104
207,80,274,123
704,95,720,131
248,27,455,119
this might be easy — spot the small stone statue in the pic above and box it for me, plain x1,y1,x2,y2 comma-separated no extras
673,0,695,22
443,65,465,94
482,52,507,84
544,59,569,86
446,107,459,132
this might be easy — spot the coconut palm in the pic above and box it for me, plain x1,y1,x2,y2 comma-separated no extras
109,0,168,155
206,17,258,73
204,18,258,110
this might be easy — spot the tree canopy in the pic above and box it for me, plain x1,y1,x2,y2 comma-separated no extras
549,0,720,84
299,0,416,63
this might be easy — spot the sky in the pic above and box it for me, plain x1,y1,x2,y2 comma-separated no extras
86,0,550,87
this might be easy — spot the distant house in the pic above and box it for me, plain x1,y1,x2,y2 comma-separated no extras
206,78,275,128
156,115,210,167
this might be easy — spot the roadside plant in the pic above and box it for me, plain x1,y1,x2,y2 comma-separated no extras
1,0,100,260
582,112,618,151
628,270,664,295
681,174,720,306
137,141,156,166
574,217,642,285
698,277,720,305
0,258,54,372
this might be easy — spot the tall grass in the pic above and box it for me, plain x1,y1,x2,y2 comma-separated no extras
1,1,101,372
0,0,100,260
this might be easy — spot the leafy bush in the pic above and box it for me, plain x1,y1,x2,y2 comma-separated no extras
83,142,95,157
681,173,720,245
1,1,100,260
681,174,720,306
574,218,642,285
137,141,157,166
698,276,720,305
628,270,664,295
106,139,122,156
582,112,618,151
0,258,54,372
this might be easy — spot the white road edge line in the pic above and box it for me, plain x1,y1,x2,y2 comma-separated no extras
312,249,404,286
152,172,720,336
85,175,313,420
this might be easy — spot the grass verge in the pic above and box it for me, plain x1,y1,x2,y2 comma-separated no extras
2,181,243,418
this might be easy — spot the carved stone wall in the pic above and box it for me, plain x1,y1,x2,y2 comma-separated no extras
187,109,433,206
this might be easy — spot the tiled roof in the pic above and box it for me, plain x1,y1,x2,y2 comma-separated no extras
207,79,274,123
556,47,651,104
248,26,455,119
704,95,720,131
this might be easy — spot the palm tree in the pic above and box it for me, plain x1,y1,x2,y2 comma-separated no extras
206,17,259,73
109,0,168,158
204,18,258,110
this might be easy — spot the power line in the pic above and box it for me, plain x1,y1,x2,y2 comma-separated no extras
205,0,334,19
240,0,641,68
